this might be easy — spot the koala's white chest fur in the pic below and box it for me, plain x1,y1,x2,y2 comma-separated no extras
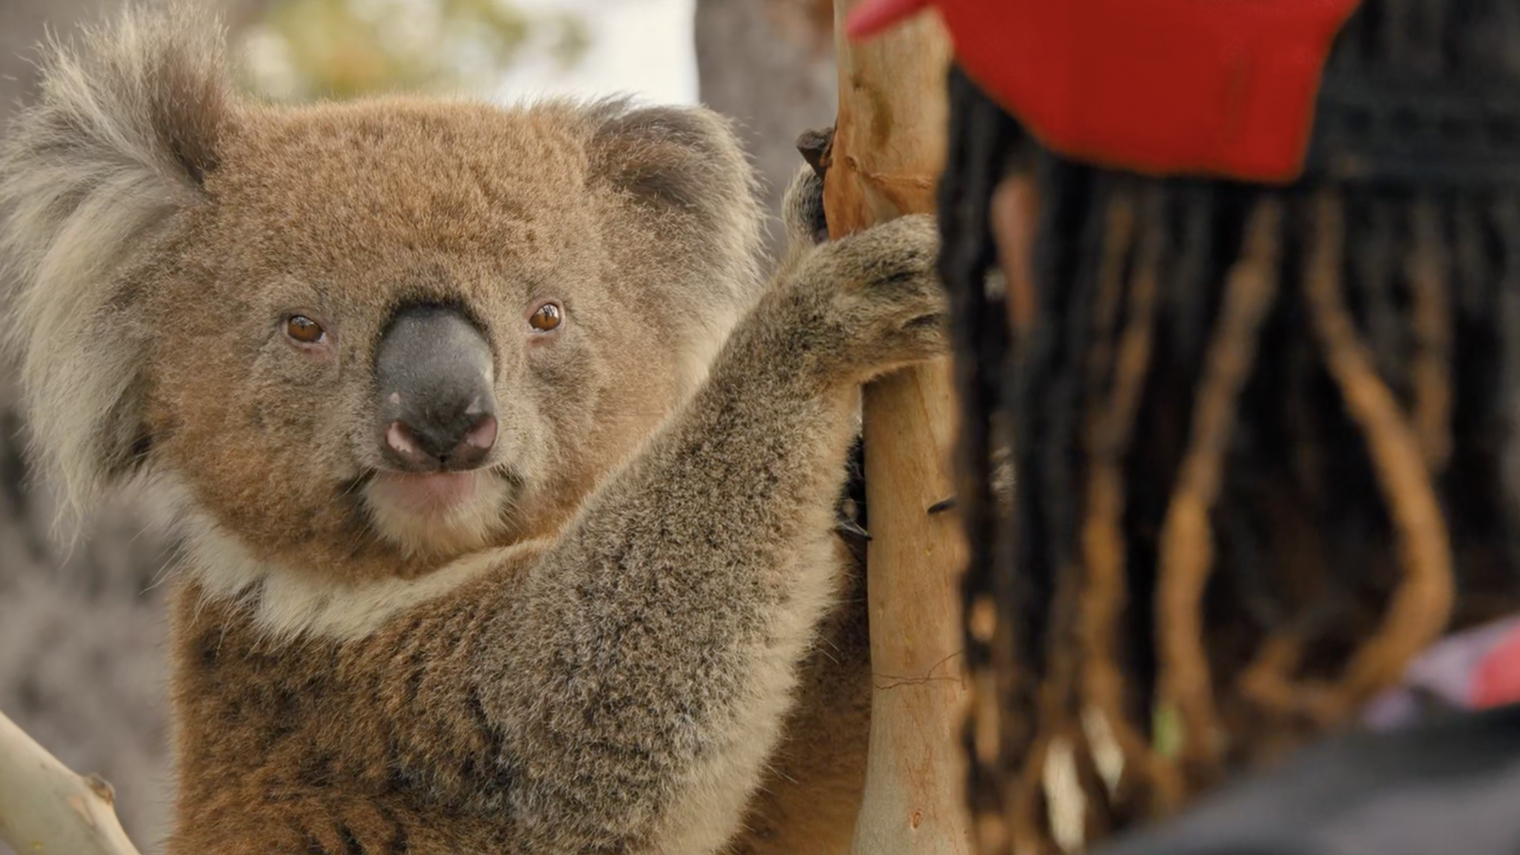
181,514,547,642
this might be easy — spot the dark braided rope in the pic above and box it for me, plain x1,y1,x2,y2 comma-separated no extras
937,0,1520,851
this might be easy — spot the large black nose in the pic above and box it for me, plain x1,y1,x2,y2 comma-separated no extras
373,304,498,473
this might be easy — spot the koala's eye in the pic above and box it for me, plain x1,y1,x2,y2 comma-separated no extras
285,315,326,345
529,302,563,332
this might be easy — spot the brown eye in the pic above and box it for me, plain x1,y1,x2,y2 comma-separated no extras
529,302,562,332
285,314,326,345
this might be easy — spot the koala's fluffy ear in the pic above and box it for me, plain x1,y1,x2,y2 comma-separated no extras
584,100,767,314
0,2,229,522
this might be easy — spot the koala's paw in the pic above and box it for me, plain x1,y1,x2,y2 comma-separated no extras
782,163,829,250
799,213,949,383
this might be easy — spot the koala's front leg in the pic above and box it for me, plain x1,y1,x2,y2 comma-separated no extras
480,215,945,855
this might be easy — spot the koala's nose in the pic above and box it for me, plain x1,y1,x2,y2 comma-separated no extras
373,304,498,473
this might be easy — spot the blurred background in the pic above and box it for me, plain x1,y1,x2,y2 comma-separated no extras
0,0,834,848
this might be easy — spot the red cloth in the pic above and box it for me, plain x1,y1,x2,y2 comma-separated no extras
847,0,1363,184
1475,624,1520,710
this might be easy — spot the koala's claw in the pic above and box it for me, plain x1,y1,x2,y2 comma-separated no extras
787,212,947,381
795,126,833,182
782,162,829,249
834,516,872,542
768,175,947,385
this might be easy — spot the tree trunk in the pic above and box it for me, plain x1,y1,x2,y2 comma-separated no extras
819,6,976,855
694,0,837,261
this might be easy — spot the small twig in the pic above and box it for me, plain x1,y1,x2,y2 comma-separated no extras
0,707,144,855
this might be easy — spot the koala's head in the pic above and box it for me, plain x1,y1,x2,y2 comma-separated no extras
0,4,764,583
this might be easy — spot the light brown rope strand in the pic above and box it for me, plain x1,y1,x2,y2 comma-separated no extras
1156,197,1285,778
1408,196,1453,473
1236,631,1307,716
1008,735,1056,855
1078,189,1180,814
1304,189,1455,718
1025,555,1097,849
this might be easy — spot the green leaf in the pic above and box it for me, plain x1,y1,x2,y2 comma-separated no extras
1153,701,1183,759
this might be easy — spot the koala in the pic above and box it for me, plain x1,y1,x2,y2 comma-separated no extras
0,4,945,854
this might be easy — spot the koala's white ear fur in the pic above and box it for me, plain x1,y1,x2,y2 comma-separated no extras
0,1,228,523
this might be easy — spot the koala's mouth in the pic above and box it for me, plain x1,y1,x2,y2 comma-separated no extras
369,470,481,515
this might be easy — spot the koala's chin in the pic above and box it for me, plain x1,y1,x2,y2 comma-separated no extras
363,471,514,559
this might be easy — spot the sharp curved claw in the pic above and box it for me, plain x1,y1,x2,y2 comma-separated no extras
835,517,871,542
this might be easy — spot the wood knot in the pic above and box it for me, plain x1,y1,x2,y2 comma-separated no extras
83,773,116,805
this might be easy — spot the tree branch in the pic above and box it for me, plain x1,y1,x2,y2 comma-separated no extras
0,708,143,855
